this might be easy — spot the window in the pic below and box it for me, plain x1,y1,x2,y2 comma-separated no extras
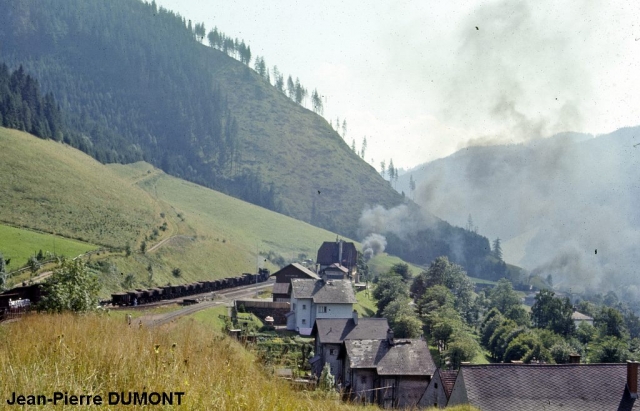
302,304,306,310
302,319,306,324
318,305,327,313
329,348,336,356
292,303,296,310
434,383,438,389
361,376,367,384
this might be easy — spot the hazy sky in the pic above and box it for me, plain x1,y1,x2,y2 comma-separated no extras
157,0,640,169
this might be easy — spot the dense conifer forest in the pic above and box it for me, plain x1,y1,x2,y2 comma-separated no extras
0,0,277,209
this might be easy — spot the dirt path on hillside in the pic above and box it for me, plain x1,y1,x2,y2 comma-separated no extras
147,235,194,252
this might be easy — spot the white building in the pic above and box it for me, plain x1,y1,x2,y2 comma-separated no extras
572,311,594,328
286,278,357,334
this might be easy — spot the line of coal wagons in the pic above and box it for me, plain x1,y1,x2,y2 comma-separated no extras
109,268,270,307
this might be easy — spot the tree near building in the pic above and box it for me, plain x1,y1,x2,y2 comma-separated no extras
319,362,335,391
382,297,422,338
488,278,521,314
531,289,575,336
596,306,627,339
593,336,629,363
413,256,474,320
447,333,478,369
38,259,100,313
373,271,409,315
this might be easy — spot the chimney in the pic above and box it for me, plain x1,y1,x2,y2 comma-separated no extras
387,329,394,346
352,310,358,326
628,361,638,399
338,240,343,265
569,354,581,364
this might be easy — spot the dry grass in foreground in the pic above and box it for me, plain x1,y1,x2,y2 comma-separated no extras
0,314,478,410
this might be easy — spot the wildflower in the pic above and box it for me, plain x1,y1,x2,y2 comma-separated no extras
154,344,160,354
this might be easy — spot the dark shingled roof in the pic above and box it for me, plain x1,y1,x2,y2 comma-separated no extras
457,363,640,411
344,339,436,376
271,263,320,280
324,263,348,273
291,279,357,304
313,318,390,344
439,369,458,398
272,282,290,295
317,241,357,268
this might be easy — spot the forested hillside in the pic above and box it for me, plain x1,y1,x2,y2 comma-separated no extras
0,0,402,237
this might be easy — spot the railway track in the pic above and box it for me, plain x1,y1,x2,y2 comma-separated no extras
137,280,275,327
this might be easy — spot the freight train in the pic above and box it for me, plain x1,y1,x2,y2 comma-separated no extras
109,268,271,307
0,269,271,316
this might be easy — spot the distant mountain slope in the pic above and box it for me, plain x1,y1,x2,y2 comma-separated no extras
398,127,640,295
0,0,402,238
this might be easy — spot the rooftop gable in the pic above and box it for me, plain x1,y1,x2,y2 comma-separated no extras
344,339,436,376
317,241,357,267
313,318,390,344
291,279,357,304
271,263,320,280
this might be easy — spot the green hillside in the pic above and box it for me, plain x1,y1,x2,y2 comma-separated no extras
0,128,406,296
0,0,403,238
0,224,97,271
0,128,159,247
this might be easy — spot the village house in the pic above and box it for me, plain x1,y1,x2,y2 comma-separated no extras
446,361,640,410
319,263,349,280
418,368,458,409
317,240,358,277
571,310,594,327
340,331,436,408
309,312,390,381
286,278,357,334
271,263,320,302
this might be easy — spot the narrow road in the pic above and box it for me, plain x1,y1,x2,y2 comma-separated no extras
137,280,275,327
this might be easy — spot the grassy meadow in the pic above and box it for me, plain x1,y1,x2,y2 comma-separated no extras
0,314,478,411
0,224,97,270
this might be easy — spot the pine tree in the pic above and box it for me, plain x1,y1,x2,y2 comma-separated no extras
342,119,347,139
361,137,367,159
287,76,295,100
409,174,416,199
492,238,503,261
380,160,386,178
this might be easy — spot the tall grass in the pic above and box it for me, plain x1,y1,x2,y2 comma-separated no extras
0,314,362,410
0,314,479,410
